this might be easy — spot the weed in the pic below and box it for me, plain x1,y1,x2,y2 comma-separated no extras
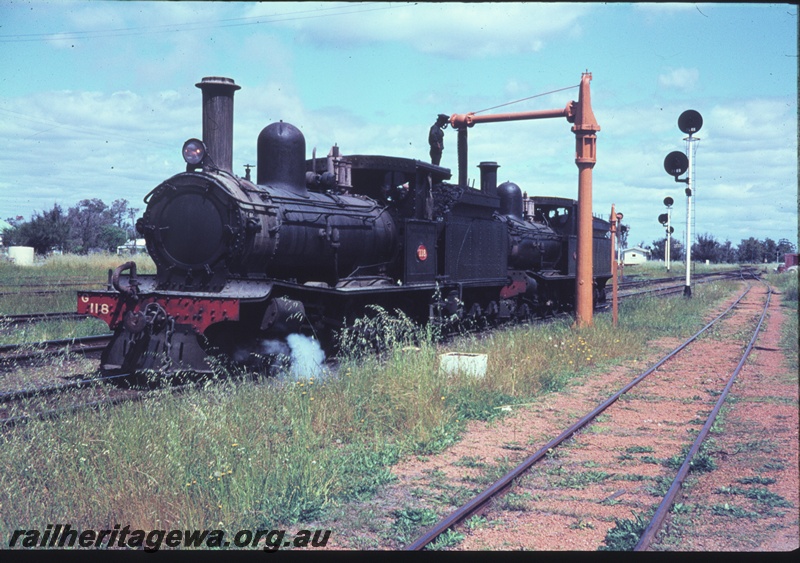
421,468,448,487
715,486,793,508
711,503,761,520
427,528,464,550
614,473,647,482
391,507,439,543
465,515,487,531
501,442,526,451
662,441,717,473
463,458,515,486
625,445,655,454
599,511,650,551
431,484,478,507
499,491,533,511
736,476,776,485
762,461,786,471
646,476,673,497
570,519,595,530
453,455,485,469
671,503,692,514
556,470,610,489
734,439,777,454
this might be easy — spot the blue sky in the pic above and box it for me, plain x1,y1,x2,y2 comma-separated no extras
0,2,797,249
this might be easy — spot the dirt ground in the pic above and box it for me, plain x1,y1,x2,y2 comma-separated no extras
320,281,798,551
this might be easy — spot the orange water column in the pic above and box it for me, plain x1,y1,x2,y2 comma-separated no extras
569,72,600,328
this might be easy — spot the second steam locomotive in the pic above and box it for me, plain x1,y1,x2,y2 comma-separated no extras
79,76,612,376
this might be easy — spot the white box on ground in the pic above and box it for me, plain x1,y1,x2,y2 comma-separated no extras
439,352,488,378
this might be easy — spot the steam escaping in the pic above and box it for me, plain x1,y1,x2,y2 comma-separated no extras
286,333,326,380
231,334,326,379
231,339,290,363
260,339,291,356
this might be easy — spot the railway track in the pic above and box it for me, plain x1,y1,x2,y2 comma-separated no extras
0,281,106,298
406,275,774,550
0,311,89,325
0,334,112,369
0,372,140,427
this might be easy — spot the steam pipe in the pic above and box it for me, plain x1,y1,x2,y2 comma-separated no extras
450,107,570,129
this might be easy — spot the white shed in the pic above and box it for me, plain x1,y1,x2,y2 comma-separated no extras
622,246,650,266
117,238,148,255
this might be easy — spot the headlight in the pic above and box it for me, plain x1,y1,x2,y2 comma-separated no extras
182,138,206,166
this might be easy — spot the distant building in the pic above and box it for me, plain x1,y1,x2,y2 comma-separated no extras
117,238,148,255
622,246,650,266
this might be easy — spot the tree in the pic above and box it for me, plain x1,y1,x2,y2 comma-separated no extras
97,224,128,253
718,240,736,264
618,223,630,250
2,204,69,254
692,233,720,263
776,238,797,261
67,198,109,253
649,236,684,262
736,238,764,264
108,199,130,229
762,238,778,264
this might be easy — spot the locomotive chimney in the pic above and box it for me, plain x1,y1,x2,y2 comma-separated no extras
478,161,499,196
196,76,240,174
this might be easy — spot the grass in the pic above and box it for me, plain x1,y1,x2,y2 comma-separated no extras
0,252,156,343
620,261,748,280
1,254,775,542
764,271,798,374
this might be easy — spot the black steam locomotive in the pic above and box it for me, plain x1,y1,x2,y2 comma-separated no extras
78,77,612,376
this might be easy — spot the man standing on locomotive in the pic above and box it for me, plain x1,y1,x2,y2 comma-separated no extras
429,114,449,165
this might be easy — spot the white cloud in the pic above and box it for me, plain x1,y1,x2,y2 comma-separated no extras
658,68,700,91
247,2,590,58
